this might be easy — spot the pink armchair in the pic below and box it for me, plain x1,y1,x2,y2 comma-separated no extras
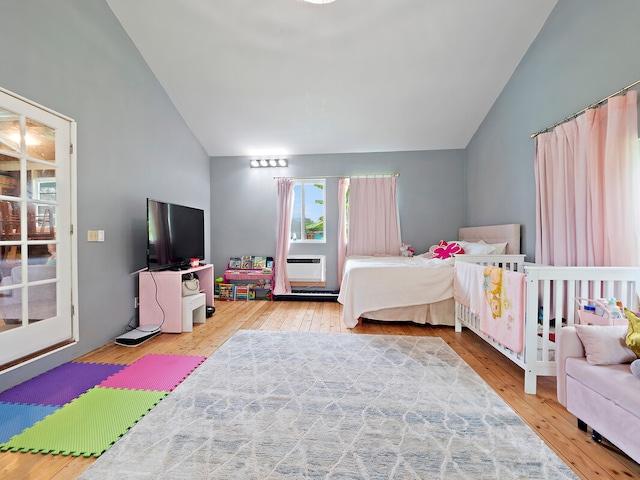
556,326,640,463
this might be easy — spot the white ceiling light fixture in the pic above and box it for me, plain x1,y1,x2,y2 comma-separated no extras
300,0,336,4
250,158,288,168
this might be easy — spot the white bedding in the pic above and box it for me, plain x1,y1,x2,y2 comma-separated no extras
338,255,455,328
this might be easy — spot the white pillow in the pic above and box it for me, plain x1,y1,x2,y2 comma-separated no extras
486,242,508,254
575,325,637,365
456,241,497,255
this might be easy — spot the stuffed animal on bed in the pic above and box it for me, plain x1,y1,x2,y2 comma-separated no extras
431,240,464,259
400,243,415,257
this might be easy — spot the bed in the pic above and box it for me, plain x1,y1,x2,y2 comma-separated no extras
337,223,524,329
454,261,640,394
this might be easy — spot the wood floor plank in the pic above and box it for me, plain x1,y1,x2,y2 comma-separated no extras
308,302,325,333
1,299,637,480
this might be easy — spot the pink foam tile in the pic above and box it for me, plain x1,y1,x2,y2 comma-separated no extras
98,354,206,392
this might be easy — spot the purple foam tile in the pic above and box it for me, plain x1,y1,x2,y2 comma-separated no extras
0,362,126,406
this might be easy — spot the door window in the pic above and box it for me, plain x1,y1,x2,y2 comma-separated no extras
0,89,75,368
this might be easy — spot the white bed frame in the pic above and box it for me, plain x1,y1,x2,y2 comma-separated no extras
454,259,640,395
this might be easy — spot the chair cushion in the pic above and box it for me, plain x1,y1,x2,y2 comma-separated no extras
566,357,640,417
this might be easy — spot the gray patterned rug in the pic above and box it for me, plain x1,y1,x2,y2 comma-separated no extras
80,331,577,479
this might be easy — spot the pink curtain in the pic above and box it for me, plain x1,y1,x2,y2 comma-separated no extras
346,177,401,256
273,178,294,295
337,178,349,288
535,90,640,266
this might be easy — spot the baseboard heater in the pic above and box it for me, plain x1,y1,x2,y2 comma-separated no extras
286,255,326,287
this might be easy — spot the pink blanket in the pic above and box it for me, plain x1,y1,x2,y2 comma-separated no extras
454,262,526,353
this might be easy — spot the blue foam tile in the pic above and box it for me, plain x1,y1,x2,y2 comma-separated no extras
0,402,59,443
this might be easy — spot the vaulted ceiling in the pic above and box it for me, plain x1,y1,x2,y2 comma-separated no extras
106,0,558,157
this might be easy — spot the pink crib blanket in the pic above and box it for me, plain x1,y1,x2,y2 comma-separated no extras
454,262,526,353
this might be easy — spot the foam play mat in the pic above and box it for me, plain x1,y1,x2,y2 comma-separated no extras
0,403,59,443
0,354,206,457
98,353,206,391
0,387,167,457
0,361,126,406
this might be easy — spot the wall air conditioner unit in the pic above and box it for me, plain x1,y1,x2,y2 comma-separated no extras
286,255,326,286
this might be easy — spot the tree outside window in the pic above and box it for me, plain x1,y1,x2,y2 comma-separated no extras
290,180,325,242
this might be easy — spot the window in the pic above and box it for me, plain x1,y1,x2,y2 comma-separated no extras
290,179,325,242
34,178,56,227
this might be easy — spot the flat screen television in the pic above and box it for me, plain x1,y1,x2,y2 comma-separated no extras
146,198,205,271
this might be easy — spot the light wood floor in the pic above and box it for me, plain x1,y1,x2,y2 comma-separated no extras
1,300,638,480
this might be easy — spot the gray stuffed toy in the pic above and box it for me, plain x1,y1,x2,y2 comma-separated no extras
631,359,640,379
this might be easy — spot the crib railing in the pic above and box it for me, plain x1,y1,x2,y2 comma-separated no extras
454,254,527,273
523,265,640,393
455,259,640,394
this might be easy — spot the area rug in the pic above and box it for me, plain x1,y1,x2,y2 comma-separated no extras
80,331,578,479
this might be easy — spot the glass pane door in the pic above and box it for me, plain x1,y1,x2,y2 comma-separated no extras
0,91,73,367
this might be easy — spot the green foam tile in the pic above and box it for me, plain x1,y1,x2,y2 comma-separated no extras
0,387,167,457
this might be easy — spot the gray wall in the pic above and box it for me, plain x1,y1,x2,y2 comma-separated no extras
0,0,210,391
466,0,640,260
211,150,465,291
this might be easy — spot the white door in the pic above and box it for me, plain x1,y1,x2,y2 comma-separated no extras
0,88,75,366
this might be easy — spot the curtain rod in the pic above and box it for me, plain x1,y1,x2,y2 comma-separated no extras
530,78,640,139
273,173,399,179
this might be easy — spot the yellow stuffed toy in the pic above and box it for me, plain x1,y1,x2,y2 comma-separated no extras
624,308,640,357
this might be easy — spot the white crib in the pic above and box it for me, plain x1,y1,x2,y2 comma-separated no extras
454,257,640,394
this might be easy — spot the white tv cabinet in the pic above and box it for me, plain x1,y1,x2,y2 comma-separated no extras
139,263,214,333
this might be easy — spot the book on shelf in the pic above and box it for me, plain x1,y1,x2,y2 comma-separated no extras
241,255,253,269
229,257,242,269
252,256,267,269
